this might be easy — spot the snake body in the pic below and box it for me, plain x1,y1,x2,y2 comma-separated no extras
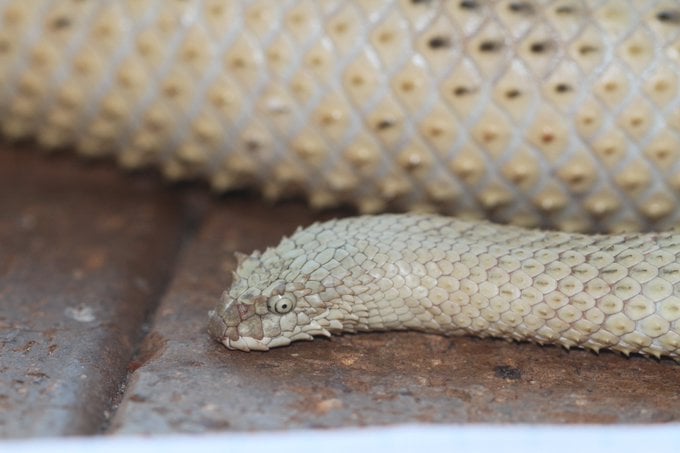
3,0,680,232
208,214,680,357
3,1,680,356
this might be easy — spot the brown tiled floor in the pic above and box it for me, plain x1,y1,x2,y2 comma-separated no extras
2,145,680,439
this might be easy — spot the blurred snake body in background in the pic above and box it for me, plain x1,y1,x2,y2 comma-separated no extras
3,0,680,356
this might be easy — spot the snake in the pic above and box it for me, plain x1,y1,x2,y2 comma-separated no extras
3,1,680,357
207,214,680,358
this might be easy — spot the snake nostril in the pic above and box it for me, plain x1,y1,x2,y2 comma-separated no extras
237,302,255,320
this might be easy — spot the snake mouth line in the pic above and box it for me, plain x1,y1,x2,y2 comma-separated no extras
224,336,270,352
223,334,297,351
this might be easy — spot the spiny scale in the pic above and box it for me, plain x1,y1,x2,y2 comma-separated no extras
210,214,680,357
2,1,680,232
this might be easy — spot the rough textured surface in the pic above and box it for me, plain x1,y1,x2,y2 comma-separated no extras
2,0,680,232
0,146,187,437
2,143,680,438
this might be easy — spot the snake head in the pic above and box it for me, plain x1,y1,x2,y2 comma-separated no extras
208,247,332,351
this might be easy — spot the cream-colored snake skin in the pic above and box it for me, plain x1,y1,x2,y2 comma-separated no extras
2,1,680,357
208,214,680,358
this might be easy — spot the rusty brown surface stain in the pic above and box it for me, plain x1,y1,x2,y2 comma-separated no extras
0,145,187,437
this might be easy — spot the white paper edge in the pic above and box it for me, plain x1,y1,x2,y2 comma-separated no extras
3,424,680,453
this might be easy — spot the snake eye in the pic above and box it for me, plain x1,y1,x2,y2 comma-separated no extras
268,295,295,314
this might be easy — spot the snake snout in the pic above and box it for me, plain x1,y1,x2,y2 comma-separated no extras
208,291,241,340
208,292,270,351
207,310,226,340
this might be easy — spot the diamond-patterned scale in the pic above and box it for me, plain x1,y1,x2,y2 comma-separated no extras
2,0,680,232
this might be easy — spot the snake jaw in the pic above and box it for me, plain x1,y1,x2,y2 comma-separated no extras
224,336,270,352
